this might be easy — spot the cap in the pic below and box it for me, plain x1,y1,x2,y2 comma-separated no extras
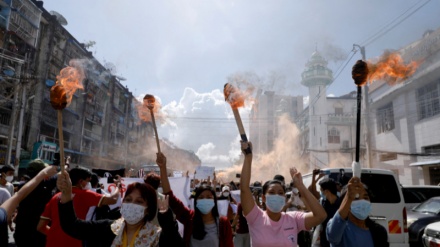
222,185,230,192
27,159,48,177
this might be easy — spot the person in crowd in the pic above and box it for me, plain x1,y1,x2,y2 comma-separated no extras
145,172,165,201
316,178,342,247
157,152,234,247
14,159,58,247
326,177,389,247
156,195,185,246
308,168,325,200
20,175,30,184
335,181,342,197
0,164,15,196
144,170,182,244
0,165,57,246
217,185,236,222
0,187,10,205
85,173,120,222
240,141,326,247
284,182,307,212
12,181,20,193
273,174,285,185
56,170,162,247
231,202,250,247
38,166,120,247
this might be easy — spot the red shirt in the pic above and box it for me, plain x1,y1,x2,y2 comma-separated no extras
41,187,104,247
235,203,249,234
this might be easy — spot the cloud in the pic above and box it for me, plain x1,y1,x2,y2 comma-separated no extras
156,87,252,169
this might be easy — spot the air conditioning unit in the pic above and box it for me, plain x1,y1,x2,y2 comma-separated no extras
342,140,349,149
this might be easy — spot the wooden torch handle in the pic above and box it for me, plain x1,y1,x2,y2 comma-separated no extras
232,108,252,154
57,110,65,172
149,109,161,153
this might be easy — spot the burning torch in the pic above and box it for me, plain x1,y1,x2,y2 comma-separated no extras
350,46,419,179
143,94,161,153
50,64,84,172
352,59,368,179
224,83,251,154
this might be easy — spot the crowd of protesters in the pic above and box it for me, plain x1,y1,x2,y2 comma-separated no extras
0,140,389,247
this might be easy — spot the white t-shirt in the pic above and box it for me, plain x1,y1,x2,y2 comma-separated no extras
0,183,13,197
0,187,11,205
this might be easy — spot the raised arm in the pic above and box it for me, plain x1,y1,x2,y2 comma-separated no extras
1,166,57,221
157,152,193,224
239,141,254,215
337,176,359,219
57,171,113,240
308,169,324,200
157,152,171,194
290,168,327,230
100,176,121,206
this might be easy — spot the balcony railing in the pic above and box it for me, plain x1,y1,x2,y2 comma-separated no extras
83,129,102,141
327,113,356,123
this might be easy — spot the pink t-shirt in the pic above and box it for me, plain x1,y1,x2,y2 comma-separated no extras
245,204,307,247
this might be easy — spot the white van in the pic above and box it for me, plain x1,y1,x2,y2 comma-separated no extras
303,168,409,247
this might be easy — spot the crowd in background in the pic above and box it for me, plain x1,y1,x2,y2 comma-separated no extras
0,141,389,247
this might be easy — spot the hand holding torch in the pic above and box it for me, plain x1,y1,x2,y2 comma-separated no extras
224,83,251,154
143,94,161,153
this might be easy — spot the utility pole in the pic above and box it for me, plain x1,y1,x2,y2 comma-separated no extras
6,62,23,167
14,54,29,175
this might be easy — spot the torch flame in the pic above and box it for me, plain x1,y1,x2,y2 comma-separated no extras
136,94,163,123
51,60,85,107
367,51,419,85
224,82,255,109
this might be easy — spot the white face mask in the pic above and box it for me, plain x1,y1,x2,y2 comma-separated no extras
83,182,92,190
120,203,147,225
6,176,13,183
222,192,230,197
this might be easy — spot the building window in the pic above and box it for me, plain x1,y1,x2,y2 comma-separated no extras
328,128,340,144
335,107,343,115
417,80,440,120
423,144,440,155
377,103,395,134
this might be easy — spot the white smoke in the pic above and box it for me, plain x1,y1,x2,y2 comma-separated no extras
154,87,252,169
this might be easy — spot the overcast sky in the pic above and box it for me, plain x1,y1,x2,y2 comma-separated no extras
43,0,440,171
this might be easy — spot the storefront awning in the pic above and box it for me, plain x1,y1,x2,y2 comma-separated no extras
409,160,440,167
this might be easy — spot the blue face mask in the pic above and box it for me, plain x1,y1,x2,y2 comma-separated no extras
265,195,285,213
196,199,215,214
320,190,327,201
337,191,341,197
350,199,371,220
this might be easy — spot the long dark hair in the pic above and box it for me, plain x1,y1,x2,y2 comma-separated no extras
192,185,219,240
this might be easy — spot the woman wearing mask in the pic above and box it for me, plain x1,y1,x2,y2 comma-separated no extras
56,170,162,247
217,185,236,222
240,141,327,247
326,177,388,247
156,152,234,247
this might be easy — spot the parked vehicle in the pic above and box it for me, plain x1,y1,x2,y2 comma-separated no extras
303,168,409,247
422,221,440,247
407,196,440,247
402,185,440,210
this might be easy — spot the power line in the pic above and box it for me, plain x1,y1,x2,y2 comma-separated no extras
360,0,431,47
